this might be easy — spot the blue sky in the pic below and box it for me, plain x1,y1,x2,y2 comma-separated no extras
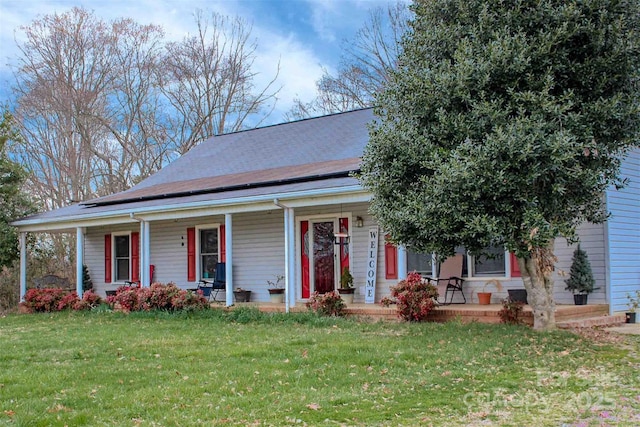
0,0,395,123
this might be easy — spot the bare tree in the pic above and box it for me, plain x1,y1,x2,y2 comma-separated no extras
11,7,280,204
286,2,409,121
160,10,280,154
96,19,168,194
12,7,114,208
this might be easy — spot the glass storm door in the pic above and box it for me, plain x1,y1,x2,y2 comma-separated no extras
311,221,336,294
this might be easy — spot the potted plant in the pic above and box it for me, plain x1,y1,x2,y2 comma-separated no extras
233,287,251,303
565,245,597,305
337,267,355,304
477,279,502,305
626,290,639,324
267,275,285,303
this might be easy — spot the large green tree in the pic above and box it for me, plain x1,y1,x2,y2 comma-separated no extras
0,109,35,269
360,0,640,330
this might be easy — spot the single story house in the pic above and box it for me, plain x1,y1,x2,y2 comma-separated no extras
12,108,640,313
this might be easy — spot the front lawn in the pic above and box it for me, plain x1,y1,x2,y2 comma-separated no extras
0,308,638,426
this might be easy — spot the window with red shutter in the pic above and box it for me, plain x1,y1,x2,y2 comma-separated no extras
104,234,112,283
187,227,196,282
385,239,398,280
219,225,226,262
131,232,140,283
510,253,521,278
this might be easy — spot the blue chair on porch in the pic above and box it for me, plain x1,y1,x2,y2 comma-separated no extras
199,262,226,302
195,284,213,301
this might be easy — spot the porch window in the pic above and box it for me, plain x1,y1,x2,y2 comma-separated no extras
406,245,507,278
114,234,130,282
199,228,218,279
407,250,434,276
470,246,506,277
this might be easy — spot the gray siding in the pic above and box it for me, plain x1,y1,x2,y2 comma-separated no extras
606,148,640,312
554,223,607,305
85,224,140,295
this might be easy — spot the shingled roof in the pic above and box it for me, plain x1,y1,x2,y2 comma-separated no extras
86,108,374,206
14,108,374,227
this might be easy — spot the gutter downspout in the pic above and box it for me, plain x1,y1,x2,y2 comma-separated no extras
274,199,294,313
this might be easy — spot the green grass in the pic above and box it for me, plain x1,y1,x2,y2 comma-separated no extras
0,307,638,426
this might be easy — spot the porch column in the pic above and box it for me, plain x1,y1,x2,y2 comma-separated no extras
144,220,151,285
225,213,234,307
19,232,27,302
398,245,408,280
139,220,151,287
139,220,145,286
283,207,296,312
76,227,85,298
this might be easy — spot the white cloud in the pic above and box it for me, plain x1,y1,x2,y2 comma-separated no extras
253,32,324,111
307,0,340,43
0,0,386,120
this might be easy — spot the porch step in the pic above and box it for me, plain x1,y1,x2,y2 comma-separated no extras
557,314,626,329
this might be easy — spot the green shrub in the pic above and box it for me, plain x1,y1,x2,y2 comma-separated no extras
565,245,597,295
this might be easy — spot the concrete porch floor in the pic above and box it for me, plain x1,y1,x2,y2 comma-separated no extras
227,301,625,327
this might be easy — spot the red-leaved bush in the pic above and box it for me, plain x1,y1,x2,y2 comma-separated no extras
73,290,102,311
23,288,68,313
498,298,525,325
390,272,438,321
107,282,208,313
22,288,102,313
58,291,79,311
305,290,346,317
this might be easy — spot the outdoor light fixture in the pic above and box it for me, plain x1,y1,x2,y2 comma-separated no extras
355,216,364,228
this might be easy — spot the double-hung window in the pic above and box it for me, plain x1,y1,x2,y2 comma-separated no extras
199,228,219,280
114,234,130,282
470,246,506,277
407,251,434,276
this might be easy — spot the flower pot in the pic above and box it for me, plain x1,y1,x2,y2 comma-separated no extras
477,292,492,305
233,290,251,303
626,312,637,324
338,288,355,304
573,294,588,305
507,289,528,304
268,288,285,303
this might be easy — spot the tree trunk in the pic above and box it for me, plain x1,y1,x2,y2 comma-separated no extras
516,243,556,331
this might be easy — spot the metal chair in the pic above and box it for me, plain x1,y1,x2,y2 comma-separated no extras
427,254,466,305
199,262,226,302
195,283,213,301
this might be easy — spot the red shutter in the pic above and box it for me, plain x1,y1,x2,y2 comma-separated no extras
385,237,398,280
187,227,196,282
510,253,521,277
301,220,310,298
219,225,226,262
131,232,140,283
104,234,112,283
339,218,349,274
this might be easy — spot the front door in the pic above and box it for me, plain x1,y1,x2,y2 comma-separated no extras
311,220,336,294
